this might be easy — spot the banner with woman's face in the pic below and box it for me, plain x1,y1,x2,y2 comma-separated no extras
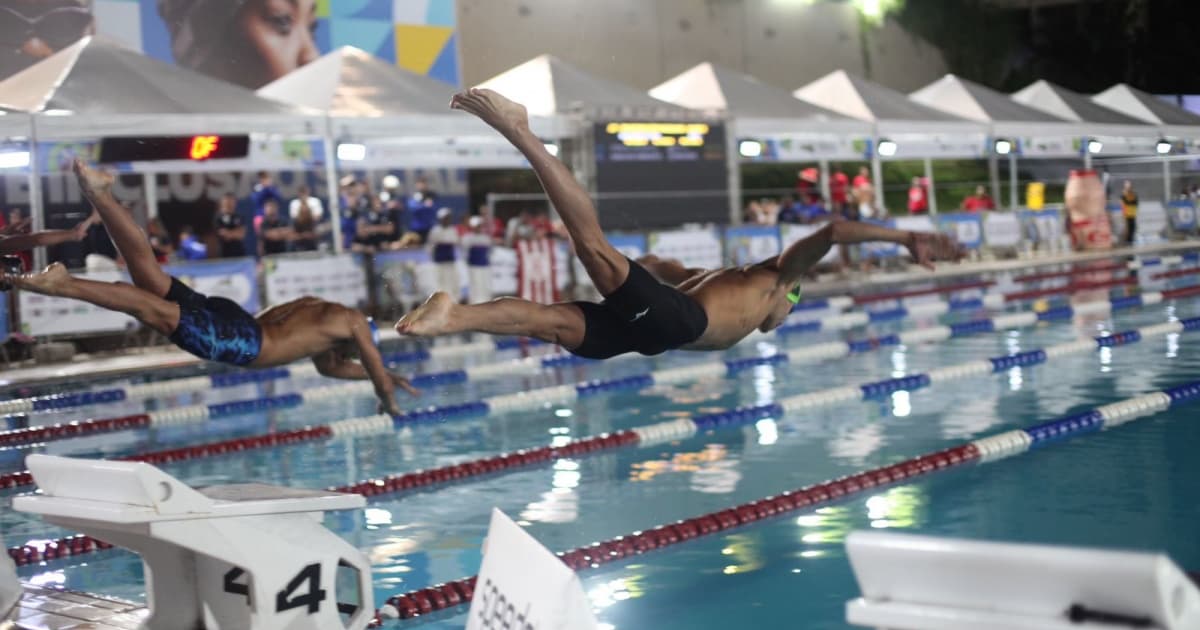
0,0,459,88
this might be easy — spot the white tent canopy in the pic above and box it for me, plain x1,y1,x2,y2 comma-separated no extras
793,70,986,159
910,74,1081,143
477,54,685,119
0,36,322,140
1092,83,1200,139
1012,80,1157,155
649,62,868,134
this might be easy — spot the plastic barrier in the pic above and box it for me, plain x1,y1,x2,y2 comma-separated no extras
935,213,983,250
264,252,368,307
724,225,782,266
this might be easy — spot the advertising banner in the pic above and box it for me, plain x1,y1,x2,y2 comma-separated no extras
264,253,367,307
724,225,781,265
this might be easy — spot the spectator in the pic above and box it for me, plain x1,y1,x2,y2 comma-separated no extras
961,185,996,212
289,185,324,223
428,208,461,301
852,166,876,219
250,171,283,230
258,198,290,256
353,193,395,253
407,176,438,241
379,175,408,245
777,196,802,224
830,170,850,216
338,176,368,251
291,202,319,252
907,176,929,215
505,209,533,246
1120,180,1138,245
795,168,820,205
176,225,208,260
479,204,505,242
463,215,493,304
213,193,247,258
147,217,174,263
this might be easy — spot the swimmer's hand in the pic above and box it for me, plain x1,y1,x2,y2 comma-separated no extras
378,400,402,416
391,373,421,398
905,231,965,271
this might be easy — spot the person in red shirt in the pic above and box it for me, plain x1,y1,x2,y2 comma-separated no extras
960,185,995,213
907,176,929,215
830,170,849,216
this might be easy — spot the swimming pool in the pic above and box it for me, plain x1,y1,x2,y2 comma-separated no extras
6,259,1200,629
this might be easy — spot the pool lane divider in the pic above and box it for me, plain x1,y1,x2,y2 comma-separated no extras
7,313,1200,572
1,282,1192,453
367,377,1200,624
7,250,1192,418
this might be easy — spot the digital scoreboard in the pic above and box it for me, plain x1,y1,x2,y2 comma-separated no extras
593,121,729,229
97,135,251,163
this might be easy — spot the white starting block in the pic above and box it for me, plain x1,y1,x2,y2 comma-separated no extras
846,531,1200,630
0,531,17,621
13,455,373,630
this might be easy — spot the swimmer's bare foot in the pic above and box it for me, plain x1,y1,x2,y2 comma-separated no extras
450,88,529,138
395,292,456,337
5,263,72,295
73,159,114,202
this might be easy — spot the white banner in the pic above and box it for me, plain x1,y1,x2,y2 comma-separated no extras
983,212,1022,248
894,216,936,234
19,271,138,337
780,224,840,265
1137,201,1169,244
648,228,723,270
264,254,368,307
466,509,598,630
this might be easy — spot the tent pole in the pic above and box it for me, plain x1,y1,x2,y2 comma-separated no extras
323,117,343,254
726,121,741,225
143,172,159,220
1163,155,1171,203
987,152,1001,210
871,152,884,216
1008,153,1018,211
29,115,45,273
818,159,831,205
923,157,937,216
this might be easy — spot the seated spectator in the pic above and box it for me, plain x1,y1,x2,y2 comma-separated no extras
258,198,290,256
289,185,324,223
961,185,996,212
176,225,207,260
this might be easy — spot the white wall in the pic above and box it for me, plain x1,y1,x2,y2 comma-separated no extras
456,0,948,92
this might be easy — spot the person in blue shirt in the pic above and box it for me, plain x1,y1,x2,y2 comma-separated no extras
176,226,207,260
250,171,284,229
407,176,438,242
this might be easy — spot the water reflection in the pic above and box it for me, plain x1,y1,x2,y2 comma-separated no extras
753,364,776,407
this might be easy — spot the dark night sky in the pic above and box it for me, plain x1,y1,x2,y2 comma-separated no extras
897,0,1200,95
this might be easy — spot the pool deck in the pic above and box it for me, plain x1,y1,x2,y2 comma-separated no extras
7,584,146,629
0,241,1195,391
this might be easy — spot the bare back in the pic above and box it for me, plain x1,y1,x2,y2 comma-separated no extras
678,264,791,350
251,298,356,366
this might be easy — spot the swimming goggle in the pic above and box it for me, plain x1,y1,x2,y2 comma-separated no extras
786,284,802,305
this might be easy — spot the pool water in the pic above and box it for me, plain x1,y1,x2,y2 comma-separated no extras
6,269,1200,630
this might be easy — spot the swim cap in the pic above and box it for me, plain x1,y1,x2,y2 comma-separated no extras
786,284,802,305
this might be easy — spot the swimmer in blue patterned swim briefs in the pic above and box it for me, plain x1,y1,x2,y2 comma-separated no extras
4,160,418,415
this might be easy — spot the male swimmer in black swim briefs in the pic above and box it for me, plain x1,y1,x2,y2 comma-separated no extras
4,160,418,415
395,88,965,358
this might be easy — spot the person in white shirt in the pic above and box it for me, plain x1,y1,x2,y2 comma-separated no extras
289,185,324,222
462,215,494,304
427,208,461,302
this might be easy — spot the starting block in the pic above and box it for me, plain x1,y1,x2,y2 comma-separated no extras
13,455,373,630
0,532,16,620
845,530,1200,630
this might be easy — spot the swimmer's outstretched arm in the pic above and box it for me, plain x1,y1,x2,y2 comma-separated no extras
0,214,95,254
311,315,419,414
773,221,963,289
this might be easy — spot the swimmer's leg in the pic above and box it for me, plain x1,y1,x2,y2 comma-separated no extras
451,88,629,294
396,291,585,347
5,263,178,335
73,159,172,297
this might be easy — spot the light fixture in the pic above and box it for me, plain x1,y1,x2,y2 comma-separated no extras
1156,138,1172,155
877,138,897,157
1087,139,1103,155
543,142,559,157
42,109,72,116
738,140,763,158
336,143,366,161
0,151,30,169
994,139,1013,155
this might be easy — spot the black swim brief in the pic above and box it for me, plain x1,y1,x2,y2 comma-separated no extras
165,277,263,366
570,259,709,359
